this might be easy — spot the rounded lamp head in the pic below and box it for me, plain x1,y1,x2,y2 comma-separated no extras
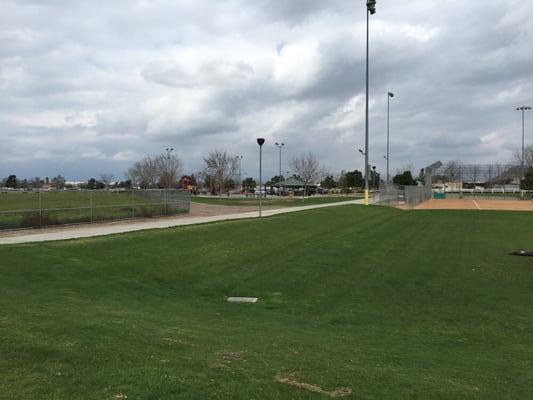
257,138,265,146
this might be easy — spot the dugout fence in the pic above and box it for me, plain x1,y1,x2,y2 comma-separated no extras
375,184,432,210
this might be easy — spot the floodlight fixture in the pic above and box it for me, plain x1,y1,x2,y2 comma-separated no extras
367,0,376,15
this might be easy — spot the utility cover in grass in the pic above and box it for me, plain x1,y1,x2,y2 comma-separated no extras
227,297,258,303
510,250,533,257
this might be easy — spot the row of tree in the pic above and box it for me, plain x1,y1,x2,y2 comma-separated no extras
1,175,67,189
126,153,184,189
0,150,387,193
10,146,533,192
121,150,331,195
0,174,137,190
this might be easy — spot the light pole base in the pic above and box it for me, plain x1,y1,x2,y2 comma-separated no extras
364,190,369,206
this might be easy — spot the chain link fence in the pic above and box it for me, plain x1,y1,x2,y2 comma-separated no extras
439,188,533,200
0,189,190,231
375,184,432,210
374,184,403,207
404,186,432,209
432,163,523,188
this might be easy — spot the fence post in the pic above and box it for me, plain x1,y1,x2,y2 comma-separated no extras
90,191,93,223
164,189,167,216
39,191,42,228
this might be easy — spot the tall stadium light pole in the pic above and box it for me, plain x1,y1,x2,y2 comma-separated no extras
517,106,531,178
364,0,376,206
257,138,265,217
386,92,394,182
275,142,284,178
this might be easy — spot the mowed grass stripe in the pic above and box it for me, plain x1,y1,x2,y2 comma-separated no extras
0,206,532,399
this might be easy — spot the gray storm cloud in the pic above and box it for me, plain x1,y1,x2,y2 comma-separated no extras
0,0,532,180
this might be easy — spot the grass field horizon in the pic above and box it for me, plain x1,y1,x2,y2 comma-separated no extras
1,206,532,398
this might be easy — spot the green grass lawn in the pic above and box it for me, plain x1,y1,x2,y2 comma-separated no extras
0,206,532,399
0,191,188,229
191,195,361,207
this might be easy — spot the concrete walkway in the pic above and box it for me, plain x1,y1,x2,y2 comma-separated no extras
0,199,364,245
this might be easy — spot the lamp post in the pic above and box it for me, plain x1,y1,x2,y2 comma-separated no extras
363,0,376,206
517,106,531,178
237,155,243,192
257,138,265,217
386,92,394,182
165,147,174,189
275,142,284,179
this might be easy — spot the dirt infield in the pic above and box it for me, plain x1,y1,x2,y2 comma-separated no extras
415,199,533,211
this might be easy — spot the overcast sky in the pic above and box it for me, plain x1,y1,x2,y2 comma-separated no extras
1,0,532,181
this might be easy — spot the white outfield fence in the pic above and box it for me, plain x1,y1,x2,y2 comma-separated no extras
438,188,533,200
0,189,190,231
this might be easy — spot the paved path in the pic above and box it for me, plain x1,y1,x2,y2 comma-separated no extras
0,199,364,245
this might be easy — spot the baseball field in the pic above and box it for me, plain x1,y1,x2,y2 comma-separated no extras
0,205,532,399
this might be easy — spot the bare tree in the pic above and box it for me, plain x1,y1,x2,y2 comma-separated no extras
442,160,460,181
51,175,66,189
127,156,159,189
156,154,183,189
292,152,325,199
464,165,480,188
487,164,495,188
513,144,533,169
493,162,507,185
99,174,114,188
30,177,42,189
202,150,238,195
